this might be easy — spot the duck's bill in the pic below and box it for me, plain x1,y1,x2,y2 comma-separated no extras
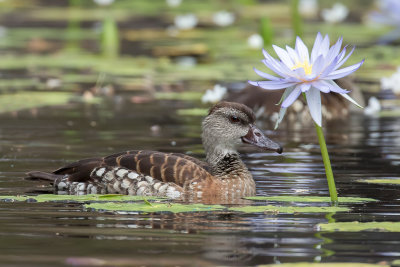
241,124,283,154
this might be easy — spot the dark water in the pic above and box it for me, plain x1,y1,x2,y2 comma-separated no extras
1,98,400,266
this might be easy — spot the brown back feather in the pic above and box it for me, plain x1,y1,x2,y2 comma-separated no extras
54,150,211,186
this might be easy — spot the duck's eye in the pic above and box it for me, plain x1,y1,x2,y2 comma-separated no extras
229,115,240,123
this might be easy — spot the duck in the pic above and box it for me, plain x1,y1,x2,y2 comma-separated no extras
225,77,365,123
27,101,282,203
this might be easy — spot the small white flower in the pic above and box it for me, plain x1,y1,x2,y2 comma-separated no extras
46,78,61,89
202,84,227,103
175,56,197,67
364,97,381,116
299,0,319,18
174,14,198,30
381,67,400,94
247,34,264,49
321,3,349,24
166,0,182,7
93,0,114,6
212,11,235,27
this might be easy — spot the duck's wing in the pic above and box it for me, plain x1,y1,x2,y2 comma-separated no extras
35,150,211,187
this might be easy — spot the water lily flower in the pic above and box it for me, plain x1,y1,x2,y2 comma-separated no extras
321,3,349,24
381,66,400,95
202,84,227,103
369,0,400,43
166,0,182,7
249,33,364,127
93,0,114,5
299,0,318,18
174,14,198,30
212,11,235,27
247,34,264,49
364,97,381,116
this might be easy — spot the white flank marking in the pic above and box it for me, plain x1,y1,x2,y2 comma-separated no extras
127,172,139,179
96,168,106,177
57,182,67,190
116,169,129,178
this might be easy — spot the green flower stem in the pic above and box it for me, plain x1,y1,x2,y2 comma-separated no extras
314,123,338,203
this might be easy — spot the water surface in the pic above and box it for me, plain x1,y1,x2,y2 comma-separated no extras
0,99,400,266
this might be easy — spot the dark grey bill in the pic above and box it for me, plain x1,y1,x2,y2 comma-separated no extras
241,124,283,154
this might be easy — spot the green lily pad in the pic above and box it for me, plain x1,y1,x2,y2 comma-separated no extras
0,194,162,203
357,179,400,185
245,196,377,203
0,92,72,113
85,202,225,213
176,108,208,116
228,205,349,214
154,91,203,101
379,109,400,117
258,263,389,267
318,222,400,232
392,260,400,266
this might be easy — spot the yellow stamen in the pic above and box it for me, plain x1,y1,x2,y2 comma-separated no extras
291,60,313,75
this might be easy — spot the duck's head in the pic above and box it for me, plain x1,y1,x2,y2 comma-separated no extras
202,101,282,156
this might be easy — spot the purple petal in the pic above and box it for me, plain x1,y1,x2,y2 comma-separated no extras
261,59,287,76
311,55,325,76
323,36,343,66
253,67,280,81
300,83,311,92
305,87,322,126
325,59,364,80
295,36,310,63
273,45,295,68
334,46,355,71
248,80,258,86
262,49,294,76
257,81,298,90
334,45,347,64
340,92,363,108
320,55,340,78
325,80,349,94
286,45,300,63
311,32,323,62
311,80,331,93
277,86,296,105
319,34,330,58
292,67,306,79
262,59,290,78
282,85,302,108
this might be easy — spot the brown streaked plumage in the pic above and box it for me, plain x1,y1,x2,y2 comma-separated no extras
27,101,282,203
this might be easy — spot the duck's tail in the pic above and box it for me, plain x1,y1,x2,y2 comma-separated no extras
25,171,64,182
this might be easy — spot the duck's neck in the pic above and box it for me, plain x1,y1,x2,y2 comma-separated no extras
204,146,251,179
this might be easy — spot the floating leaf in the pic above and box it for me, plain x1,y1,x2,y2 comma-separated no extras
0,92,72,113
245,196,377,203
85,202,225,213
0,194,163,203
101,16,120,58
392,260,400,266
259,263,389,267
154,92,203,101
379,109,400,117
357,179,400,185
176,108,208,116
318,221,400,232
228,205,349,214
